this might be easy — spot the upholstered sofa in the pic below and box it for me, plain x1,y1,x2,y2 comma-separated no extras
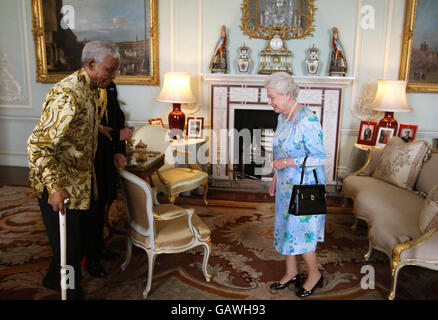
342,137,438,300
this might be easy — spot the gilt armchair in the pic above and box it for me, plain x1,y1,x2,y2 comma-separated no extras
118,168,212,298
132,125,209,205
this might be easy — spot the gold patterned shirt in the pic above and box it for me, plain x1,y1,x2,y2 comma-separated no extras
27,69,99,210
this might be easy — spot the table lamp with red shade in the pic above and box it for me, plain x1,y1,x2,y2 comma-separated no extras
156,72,195,138
367,80,413,133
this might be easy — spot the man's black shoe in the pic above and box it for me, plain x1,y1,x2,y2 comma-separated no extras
43,276,60,292
86,260,108,278
67,287,85,300
43,276,84,299
99,249,120,261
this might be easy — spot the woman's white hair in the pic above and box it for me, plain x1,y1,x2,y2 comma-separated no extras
264,72,299,98
81,40,120,66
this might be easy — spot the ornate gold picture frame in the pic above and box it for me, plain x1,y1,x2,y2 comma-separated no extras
399,0,438,93
240,0,316,40
31,0,159,85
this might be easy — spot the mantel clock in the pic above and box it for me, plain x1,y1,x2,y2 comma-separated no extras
258,31,292,74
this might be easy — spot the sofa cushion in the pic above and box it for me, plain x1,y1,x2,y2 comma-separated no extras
416,153,438,194
419,184,438,234
344,175,423,253
372,137,429,190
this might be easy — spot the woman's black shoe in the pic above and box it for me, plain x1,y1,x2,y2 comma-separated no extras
270,274,302,292
296,274,323,298
67,287,85,300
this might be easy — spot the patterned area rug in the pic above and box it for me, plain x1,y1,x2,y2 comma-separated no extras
1,185,438,300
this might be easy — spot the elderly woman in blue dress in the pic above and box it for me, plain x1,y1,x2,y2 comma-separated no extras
265,72,326,298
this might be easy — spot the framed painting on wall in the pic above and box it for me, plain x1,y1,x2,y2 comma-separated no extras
399,0,438,92
31,0,159,85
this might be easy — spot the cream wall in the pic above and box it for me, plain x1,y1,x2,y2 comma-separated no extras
0,0,437,179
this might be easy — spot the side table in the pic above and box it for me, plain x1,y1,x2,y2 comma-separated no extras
125,152,165,183
105,152,165,234
347,143,383,175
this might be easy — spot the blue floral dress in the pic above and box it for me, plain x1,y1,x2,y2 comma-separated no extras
273,107,326,256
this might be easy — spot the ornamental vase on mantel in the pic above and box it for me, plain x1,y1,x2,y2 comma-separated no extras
306,44,320,75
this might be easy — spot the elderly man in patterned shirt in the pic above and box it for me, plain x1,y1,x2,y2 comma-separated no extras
27,41,120,300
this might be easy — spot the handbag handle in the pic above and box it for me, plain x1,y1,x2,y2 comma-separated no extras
299,156,320,185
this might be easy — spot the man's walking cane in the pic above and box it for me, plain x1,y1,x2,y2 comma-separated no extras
59,198,69,300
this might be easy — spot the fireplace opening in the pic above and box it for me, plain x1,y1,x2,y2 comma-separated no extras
233,109,277,180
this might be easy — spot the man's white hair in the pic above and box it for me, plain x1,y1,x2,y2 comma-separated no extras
264,72,299,98
81,40,120,66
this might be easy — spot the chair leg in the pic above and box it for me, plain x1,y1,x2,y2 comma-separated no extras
364,239,373,261
202,183,208,206
121,237,132,271
143,251,157,299
169,194,178,204
388,261,402,300
364,223,373,261
351,216,358,232
201,241,212,282
342,196,348,208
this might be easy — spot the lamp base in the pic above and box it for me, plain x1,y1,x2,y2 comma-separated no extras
169,103,185,139
378,112,398,133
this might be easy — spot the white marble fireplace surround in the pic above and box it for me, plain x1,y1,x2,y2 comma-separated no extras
202,74,354,186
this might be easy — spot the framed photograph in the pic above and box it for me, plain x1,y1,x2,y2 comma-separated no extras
399,0,438,92
148,118,164,127
432,138,438,153
187,117,204,139
31,0,159,85
375,127,395,147
357,121,378,146
398,124,418,143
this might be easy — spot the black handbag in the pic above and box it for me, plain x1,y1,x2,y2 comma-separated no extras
288,156,327,216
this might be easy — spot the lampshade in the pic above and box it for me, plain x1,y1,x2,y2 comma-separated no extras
156,72,195,103
156,72,196,138
368,80,412,112
367,80,413,133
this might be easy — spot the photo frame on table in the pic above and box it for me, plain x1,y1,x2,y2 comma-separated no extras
432,138,438,153
357,121,378,146
375,127,395,147
399,0,438,92
187,117,204,139
31,0,159,85
398,124,418,143
148,118,164,127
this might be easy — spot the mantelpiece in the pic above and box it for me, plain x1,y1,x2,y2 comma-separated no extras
202,74,354,187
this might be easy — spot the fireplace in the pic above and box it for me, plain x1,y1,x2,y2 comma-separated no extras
232,108,277,180
202,74,354,189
